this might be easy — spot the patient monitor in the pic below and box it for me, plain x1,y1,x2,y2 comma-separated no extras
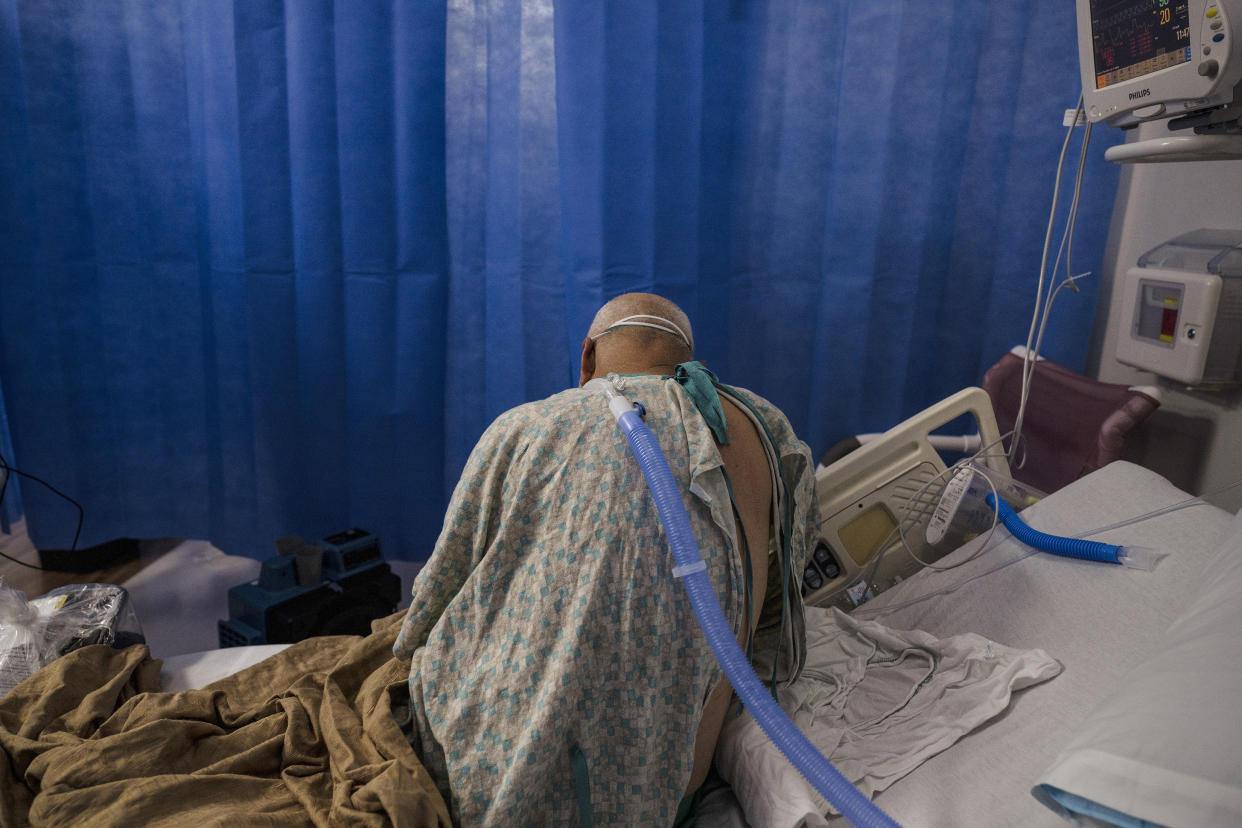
1077,0,1242,161
805,388,1013,611
1077,0,1242,129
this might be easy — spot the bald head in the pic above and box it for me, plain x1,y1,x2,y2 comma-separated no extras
579,293,695,386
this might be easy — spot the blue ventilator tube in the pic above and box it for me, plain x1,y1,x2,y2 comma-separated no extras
597,379,901,828
987,493,1120,562
986,493,1159,569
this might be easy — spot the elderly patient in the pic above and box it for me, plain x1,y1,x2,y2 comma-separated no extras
394,293,817,825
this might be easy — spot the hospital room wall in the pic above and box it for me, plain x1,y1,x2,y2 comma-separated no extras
1088,121,1242,513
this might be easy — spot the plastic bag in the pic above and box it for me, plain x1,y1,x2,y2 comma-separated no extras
0,584,52,698
0,581,145,698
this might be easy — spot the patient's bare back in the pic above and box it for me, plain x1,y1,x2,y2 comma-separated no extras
686,394,773,795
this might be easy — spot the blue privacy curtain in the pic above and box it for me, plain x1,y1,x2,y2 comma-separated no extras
0,0,1117,560
0,377,20,533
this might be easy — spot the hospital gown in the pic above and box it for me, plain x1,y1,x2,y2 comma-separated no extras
394,373,816,825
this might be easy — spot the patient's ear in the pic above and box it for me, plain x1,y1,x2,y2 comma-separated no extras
579,338,595,387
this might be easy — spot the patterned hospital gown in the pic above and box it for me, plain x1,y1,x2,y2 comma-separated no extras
394,373,816,825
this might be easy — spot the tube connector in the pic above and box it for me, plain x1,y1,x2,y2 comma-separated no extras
671,560,707,579
608,395,632,421
1116,545,1165,571
587,376,642,423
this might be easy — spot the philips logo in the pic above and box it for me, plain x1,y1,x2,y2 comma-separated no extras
1129,88,1152,101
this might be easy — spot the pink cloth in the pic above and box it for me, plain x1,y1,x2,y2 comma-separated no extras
982,352,1159,494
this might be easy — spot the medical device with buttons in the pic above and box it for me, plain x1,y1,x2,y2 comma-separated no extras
1076,0,1242,130
804,388,1025,611
1115,228,1242,387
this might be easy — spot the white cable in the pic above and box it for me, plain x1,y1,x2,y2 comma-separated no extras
1019,103,1093,449
1010,95,1086,467
898,457,1000,572
1063,121,1093,289
1032,121,1094,365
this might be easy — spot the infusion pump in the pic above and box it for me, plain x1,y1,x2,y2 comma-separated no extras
1077,0,1242,130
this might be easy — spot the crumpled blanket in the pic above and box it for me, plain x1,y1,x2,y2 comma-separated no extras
0,611,450,828
717,607,1062,828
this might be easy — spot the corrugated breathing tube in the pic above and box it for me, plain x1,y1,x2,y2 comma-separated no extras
986,493,1120,563
594,378,901,828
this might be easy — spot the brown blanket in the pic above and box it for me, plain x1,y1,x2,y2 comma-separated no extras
0,612,450,827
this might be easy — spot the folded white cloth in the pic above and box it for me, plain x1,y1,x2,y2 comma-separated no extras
717,607,1061,828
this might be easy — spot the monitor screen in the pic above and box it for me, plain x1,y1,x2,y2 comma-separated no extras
837,503,897,567
1090,0,1192,89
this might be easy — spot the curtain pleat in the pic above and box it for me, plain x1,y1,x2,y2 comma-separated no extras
0,0,1118,559
0,375,20,532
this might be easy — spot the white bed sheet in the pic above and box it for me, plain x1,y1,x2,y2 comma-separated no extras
817,461,1235,827
1034,504,1242,826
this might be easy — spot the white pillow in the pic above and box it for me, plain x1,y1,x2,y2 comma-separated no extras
160,644,291,692
1033,507,1242,827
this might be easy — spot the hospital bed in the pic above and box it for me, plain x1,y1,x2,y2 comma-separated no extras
704,389,1242,827
4,390,1240,827
155,388,1240,826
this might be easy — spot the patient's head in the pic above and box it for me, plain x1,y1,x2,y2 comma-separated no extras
580,293,694,386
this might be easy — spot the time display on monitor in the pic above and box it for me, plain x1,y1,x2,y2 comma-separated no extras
1090,0,1192,89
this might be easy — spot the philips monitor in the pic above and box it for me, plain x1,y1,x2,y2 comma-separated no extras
1077,0,1241,129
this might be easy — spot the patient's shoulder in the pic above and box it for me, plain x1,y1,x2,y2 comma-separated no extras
718,385,804,451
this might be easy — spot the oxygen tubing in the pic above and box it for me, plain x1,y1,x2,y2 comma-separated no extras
596,379,900,828
986,493,1120,563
